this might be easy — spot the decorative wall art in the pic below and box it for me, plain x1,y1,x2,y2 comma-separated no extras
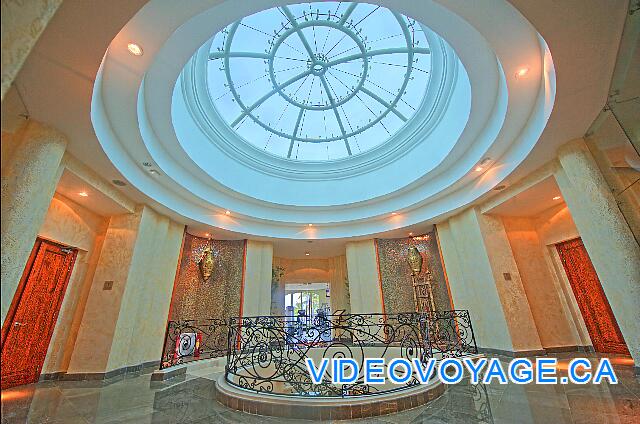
168,233,245,321
376,230,453,314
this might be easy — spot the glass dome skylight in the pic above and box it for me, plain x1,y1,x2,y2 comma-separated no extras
207,2,432,161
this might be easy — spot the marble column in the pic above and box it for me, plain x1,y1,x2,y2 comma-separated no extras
1,120,67,324
66,206,185,376
555,138,640,361
1,0,62,99
436,207,544,354
345,240,383,315
328,255,349,314
242,240,273,317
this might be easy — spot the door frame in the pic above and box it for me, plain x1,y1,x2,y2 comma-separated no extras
552,237,629,354
1,237,78,367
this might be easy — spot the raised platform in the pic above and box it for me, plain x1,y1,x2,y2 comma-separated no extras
215,373,445,420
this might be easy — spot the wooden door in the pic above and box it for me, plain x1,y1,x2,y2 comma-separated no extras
1,238,77,389
556,238,629,355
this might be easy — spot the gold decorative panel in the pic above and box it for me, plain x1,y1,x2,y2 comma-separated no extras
169,234,245,320
376,230,452,314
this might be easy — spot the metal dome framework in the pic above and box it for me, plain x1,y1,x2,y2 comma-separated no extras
207,2,432,160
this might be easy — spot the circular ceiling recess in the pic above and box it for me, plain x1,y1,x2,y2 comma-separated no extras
205,2,433,161
93,0,555,239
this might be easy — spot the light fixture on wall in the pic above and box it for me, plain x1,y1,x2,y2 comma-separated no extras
515,66,530,79
127,42,144,56
475,157,492,172
78,192,88,197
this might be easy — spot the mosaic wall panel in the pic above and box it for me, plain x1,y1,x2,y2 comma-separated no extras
169,234,245,321
376,231,453,314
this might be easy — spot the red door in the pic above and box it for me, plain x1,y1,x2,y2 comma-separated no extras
556,238,629,355
1,238,77,389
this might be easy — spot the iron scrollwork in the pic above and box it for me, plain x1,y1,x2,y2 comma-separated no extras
224,310,478,397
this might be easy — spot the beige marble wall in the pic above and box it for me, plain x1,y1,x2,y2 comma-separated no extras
109,208,184,369
1,121,67,324
327,255,349,315
477,213,543,352
66,209,144,374
37,194,108,374
66,205,185,374
1,0,63,99
242,240,273,317
345,240,383,314
503,216,582,349
555,139,640,361
437,210,516,352
585,113,640,243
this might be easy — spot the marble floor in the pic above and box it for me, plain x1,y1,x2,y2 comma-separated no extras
1,354,638,423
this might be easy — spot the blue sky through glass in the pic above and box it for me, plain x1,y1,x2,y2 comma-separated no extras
207,1,431,161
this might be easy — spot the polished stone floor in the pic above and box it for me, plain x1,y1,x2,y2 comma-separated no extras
1,354,638,423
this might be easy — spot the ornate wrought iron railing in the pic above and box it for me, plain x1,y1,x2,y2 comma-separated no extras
224,310,477,397
160,318,229,369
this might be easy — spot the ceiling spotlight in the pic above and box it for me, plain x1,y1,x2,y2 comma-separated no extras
553,196,562,200
474,166,484,172
305,252,310,256
308,223,313,227
391,212,398,216
409,232,413,236
78,192,89,197
516,66,529,78
225,210,231,215
205,233,210,237
127,42,143,56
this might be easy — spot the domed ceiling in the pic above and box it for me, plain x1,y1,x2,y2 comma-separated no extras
205,2,433,161
92,0,556,239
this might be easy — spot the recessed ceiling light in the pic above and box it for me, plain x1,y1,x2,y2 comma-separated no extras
553,196,561,200
516,66,529,78
474,166,484,172
225,210,231,215
205,233,210,237
78,192,88,197
409,232,413,236
305,252,310,256
127,42,143,56
308,223,313,227
391,212,398,216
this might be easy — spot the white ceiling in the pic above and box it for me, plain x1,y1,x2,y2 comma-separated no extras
3,0,629,248
56,170,132,217
485,176,564,218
